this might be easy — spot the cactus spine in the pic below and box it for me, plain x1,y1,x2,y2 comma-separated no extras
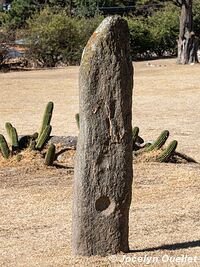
157,140,178,163
45,144,56,166
132,126,139,150
145,130,169,152
35,125,52,150
75,113,80,129
0,134,10,159
5,122,19,150
38,102,54,140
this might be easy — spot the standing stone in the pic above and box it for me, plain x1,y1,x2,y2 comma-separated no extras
72,16,133,256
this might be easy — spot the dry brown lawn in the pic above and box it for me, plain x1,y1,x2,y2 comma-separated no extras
1,59,200,266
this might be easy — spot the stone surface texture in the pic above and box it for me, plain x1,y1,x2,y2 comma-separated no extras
72,16,133,256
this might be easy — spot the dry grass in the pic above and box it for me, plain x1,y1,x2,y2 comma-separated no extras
1,59,200,266
0,67,79,137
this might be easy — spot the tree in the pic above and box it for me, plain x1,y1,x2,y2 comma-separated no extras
174,0,199,64
0,0,3,11
3,0,37,29
26,7,80,66
26,7,102,66
134,0,164,16
73,0,130,16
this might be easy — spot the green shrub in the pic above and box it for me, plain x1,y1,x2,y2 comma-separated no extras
193,0,200,36
126,16,152,59
26,7,103,67
26,8,79,66
76,16,103,52
148,4,179,56
2,0,37,30
127,3,179,59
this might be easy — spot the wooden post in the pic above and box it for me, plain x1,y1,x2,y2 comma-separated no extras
72,16,133,256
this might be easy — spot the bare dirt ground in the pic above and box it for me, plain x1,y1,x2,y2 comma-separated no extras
1,59,200,266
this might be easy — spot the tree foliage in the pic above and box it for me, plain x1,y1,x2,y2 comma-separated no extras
2,0,37,29
127,3,179,58
26,7,103,66
0,0,200,66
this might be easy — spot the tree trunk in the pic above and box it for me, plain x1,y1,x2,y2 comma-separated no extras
72,16,133,256
177,0,199,64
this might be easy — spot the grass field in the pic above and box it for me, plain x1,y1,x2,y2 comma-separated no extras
1,59,200,266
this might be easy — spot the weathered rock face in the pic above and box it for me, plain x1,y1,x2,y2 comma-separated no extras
72,16,133,256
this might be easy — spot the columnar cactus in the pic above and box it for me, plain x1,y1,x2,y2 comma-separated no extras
45,144,56,166
75,113,80,129
38,102,54,140
156,140,178,163
29,140,36,151
0,134,10,159
5,122,19,150
35,125,52,150
145,130,169,152
5,122,12,139
11,127,19,150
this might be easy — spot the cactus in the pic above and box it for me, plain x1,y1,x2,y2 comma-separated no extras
145,130,169,152
31,132,38,140
35,125,52,150
29,140,36,151
28,133,38,150
5,122,12,139
0,134,10,159
38,102,54,140
134,142,152,155
75,113,80,129
132,126,139,150
19,132,39,149
11,127,19,150
5,122,19,150
45,144,56,166
156,140,178,163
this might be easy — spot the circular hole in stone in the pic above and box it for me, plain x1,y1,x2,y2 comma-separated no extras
95,196,110,212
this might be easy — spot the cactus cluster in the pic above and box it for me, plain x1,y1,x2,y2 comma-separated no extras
0,102,56,166
0,122,19,159
133,127,178,163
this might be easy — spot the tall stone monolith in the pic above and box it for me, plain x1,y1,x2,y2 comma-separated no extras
72,16,133,256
